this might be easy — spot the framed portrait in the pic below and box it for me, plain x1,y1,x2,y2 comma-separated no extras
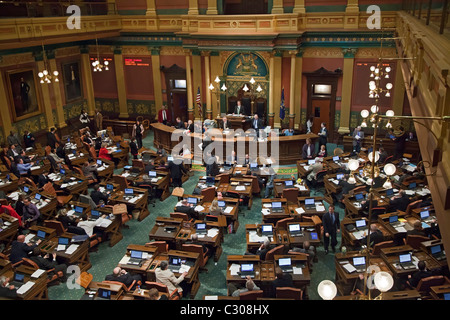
62,61,83,102
6,68,42,121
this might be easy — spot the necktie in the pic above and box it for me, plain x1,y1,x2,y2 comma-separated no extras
331,213,335,224
254,120,257,128
163,110,166,120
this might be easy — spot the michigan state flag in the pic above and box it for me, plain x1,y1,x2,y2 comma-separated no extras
280,87,286,120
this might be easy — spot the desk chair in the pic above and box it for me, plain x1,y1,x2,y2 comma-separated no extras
244,175,260,196
88,146,97,160
44,220,66,236
138,183,156,207
170,212,191,222
383,155,393,164
370,207,386,221
288,251,313,272
78,194,97,210
275,217,294,231
42,182,73,206
104,280,139,292
408,276,450,298
72,166,97,185
21,258,64,285
239,290,263,300
145,241,169,254
276,287,303,300
224,191,244,210
403,235,430,250
333,148,344,156
370,240,394,257
311,170,327,191
0,154,11,170
282,188,299,204
182,243,209,272
216,173,230,184
301,215,322,243
201,187,216,203
22,177,37,190
400,200,422,216
351,185,366,196
132,159,145,169
144,281,180,300
113,175,129,190
265,245,285,261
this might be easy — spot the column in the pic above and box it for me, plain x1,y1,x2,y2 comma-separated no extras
146,0,157,16
188,0,199,15
209,51,221,117
80,46,96,117
36,59,55,129
0,71,13,139
392,63,405,117
48,57,67,128
273,51,282,127
150,47,163,118
293,0,305,13
206,0,218,14
344,0,359,29
113,46,129,118
288,50,297,129
203,51,212,119
338,48,357,135
107,0,116,15
268,53,275,128
294,50,303,129
191,49,202,120
271,0,284,14
185,50,194,121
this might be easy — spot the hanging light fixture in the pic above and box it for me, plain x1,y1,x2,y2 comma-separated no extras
38,41,59,84
243,83,249,92
92,34,110,72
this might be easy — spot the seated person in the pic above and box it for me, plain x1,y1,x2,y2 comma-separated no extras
174,117,185,129
407,220,428,237
175,199,198,220
291,240,316,262
15,157,33,175
29,248,68,282
82,161,98,181
155,260,188,296
227,275,260,297
185,233,209,255
148,287,168,300
0,276,18,299
90,184,109,205
227,151,237,164
360,198,378,218
306,157,324,184
208,199,223,216
77,214,107,238
22,196,40,228
317,144,327,157
360,224,384,248
55,208,82,234
156,144,167,157
388,189,409,212
271,266,294,298
407,260,433,288
105,267,143,289
98,142,112,161
255,239,273,260
10,235,42,264
336,174,353,202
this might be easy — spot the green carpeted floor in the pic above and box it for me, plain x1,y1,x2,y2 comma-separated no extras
48,132,345,300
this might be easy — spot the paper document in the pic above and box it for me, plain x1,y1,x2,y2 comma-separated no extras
262,209,271,216
224,207,233,214
204,296,218,300
293,267,303,275
229,263,240,276
352,231,365,240
31,269,46,279
207,228,219,238
195,205,205,212
24,234,34,243
235,186,245,191
97,219,112,228
395,226,407,233
179,264,191,273
17,282,35,295
315,205,326,212
65,244,79,255
57,245,67,251
295,207,305,214
119,255,130,265
263,203,272,208
343,263,357,273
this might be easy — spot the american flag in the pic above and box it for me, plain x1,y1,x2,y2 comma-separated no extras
196,87,202,118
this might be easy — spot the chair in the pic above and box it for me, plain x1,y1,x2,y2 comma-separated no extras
312,170,327,190
78,194,98,210
145,241,169,254
370,240,394,256
383,155,393,164
88,146,97,160
23,177,37,189
276,287,303,300
239,290,264,300
216,173,230,184
113,175,129,190
244,175,260,195
170,212,190,221
370,207,386,221
403,235,430,250
144,281,180,300
132,159,145,169
42,182,73,206
414,276,450,298
351,185,366,195
265,245,285,261
201,187,216,203
275,217,294,231
282,188,299,204
182,244,209,271
44,220,66,236
21,258,64,284
103,280,138,292
288,250,313,271
401,200,423,216
333,147,344,156
72,166,97,185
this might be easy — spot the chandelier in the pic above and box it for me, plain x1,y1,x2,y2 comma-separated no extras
38,41,59,84
92,36,109,72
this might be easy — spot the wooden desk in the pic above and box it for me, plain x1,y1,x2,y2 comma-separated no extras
246,224,279,254
334,289,421,300
96,206,123,247
0,264,49,300
148,250,200,299
85,281,126,300
342,135,419,158
273,179,309,198
133,170,171,201
0,173,19,194
118,244,157,280
376,212,416,240
148,217,184,249
226,255,261,285
227,178,253,209
96,159,115,180
340,217,389,249
274,254,311,289
34,192,58,221
261,198,290,224
419,239,448,269
52,173,89,196
109,187,149,221
285,222,321,248
295,196,328,218
0,213,19,252
430,285,450,300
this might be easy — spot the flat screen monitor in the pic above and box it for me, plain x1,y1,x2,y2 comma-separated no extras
174,79,187,89
304,198,314,206
241,264,253,272
272,201,282,208
196,223,206,231
98,289,111,299
130,250,143,259
261,225,272,233
278,257,291,267
187,197,198,205
288,224,301,232
124,188,134,195
353,256,366,266
355,219,366,228
333,156,339,161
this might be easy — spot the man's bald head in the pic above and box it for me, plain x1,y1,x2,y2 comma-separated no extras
17,235,25,243
113,267,121,275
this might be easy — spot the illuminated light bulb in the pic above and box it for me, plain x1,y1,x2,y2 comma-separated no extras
208,83,214,90
55,78,59,82
53,71,59,76
43,70,48,75
386,83,393,90
40,79,44,83
105,67,109,70
318,280,337,300
361,121,367,128
361,110,370,118
385,92,390,97
249,77,255,84
385,74,390,79
369,93,374,98
38,72,44,78
221,84,227,91
243,84,249,92
256,85,262,92
104,60,109,66
348,159,360,171
385,66,391,73
386,121,392,128
384,163,396,176
374,272,394,292
375,68,379,74
370,66,376,72
385,110,395,117
371,105,379,113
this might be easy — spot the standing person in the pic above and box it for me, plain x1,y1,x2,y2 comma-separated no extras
233,100,245,116
392,126,407,159
94,109,103,131
158,105,171,125
22,197,41,228
322,205,340,254
352,126,364,154
46,127,59,149
129,137,139,160
168,158,187,188
7,130,23,149
23,130,36,149
155,260,188,297
302,138,315,160
132,120,144,150
306,117,313,134
318,122,328,149
251,113,263,137
79,109,90,126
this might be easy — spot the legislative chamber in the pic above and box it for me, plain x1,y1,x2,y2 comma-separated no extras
0,0,449,311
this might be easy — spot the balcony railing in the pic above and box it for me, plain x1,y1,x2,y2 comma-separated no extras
402,0,449,35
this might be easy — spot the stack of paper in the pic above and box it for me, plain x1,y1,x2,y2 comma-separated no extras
179,264,191,273
67,209,75,216
224,207,233,214
262,208,271,215
119,255,130,265
229,263,240,276
122,172,130,177
315,204,326,212
207,228,219,238
353,230,365,240
31,269,46,279
57,244,67,251
17,282,35,295
195,205,205,212
395,226,407,233
235,186,245,191
343,263,357,273
65,244,79,255
24,234,35,243
295,207,305,214
30,166,41,170
293,267,303,275
304,165,310,171
97,219,112,228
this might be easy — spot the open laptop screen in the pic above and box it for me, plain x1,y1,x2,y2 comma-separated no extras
97,160,102,166
75,206,83,213
188,197,198,205
272,202,282,208
430,245,442,255
336,174,344,180
91,210,100,217
355,219,366,228
420,211,430,219
218,200,226,207
333,156,339,161
389,215,398,223
305,198,314,206
149,171,157,177
409,182,417,189
241,264,253,272
399,253,412,263
37,230,46,239
196,223,206,231
289,224,301,232
58,237,70,245
261,225,272,233
98,289,111,299
106,184,114,190
353,256,365,266
355,193,364,201
285,180,293,186
124,188,134,195
14,273,25,282
35,193,41,200
130,250,143,259
279,258,291,267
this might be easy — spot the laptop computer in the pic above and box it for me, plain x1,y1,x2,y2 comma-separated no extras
60,168,66,175
304,198,315,210
409,182,417,189
96,288,112,300
148,171,157,178
218,200,226,208
22,186,30,194
206,176,215,187
389,215,402,227
96,159,103,166
288,223,303,237
260,224,273,237
129,167,141,177
284,180,294,187
58,237,70,249
385,188,394,197
9,273,25,288
354,193,364,202
124,188,134,197
430,245,446,261
239,263,255,278
89,210,100,221
399,253,416,269
336,173,344,180
420,210,434,224
333,156,340,162
444,293,450,301
29,230,46,243
187,197,198,205
127,250,144,265
195,223,207,235
31,193,42,204
355,219,368,231
168,257,181,272
271,201,283,213
74,206,84,216
250,162,258,171
278,257,293,273
106,183,114,191
353,256,366,273
308,160,315,165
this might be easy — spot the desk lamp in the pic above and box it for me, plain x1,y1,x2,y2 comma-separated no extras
347,159,359,184
382,163,396,189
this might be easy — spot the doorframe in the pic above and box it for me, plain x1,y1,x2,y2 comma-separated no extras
303,67,341,143
161,64,187,122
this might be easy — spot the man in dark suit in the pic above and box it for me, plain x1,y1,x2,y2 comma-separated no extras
318,122,328,148
129,137,139,159
0,276,18,298
90,184,109,205
322,205,340,254
46,127,59,149
168,158,187,187
186,233,209,254
393,126,408,159
255,239,273,260
158,105,171,125
302,138,315,159
175,199,198,220
29,248,68,281
37,172,50,188
105,267,143,290
336,174,353,202
9,235,41,264
220,116,231,130
407,220,428,237
251,114,263,136
360,198,378,218
174,117,185,129
360,224,384,248
271,267,294,297
407,261,433,288
388,189,409,212
233,100,245,115
187,120,194,133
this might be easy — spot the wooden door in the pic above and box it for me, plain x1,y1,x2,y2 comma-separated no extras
311,99,331,134
172,92,188,122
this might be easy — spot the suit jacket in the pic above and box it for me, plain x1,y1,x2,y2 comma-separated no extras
251,118,263,130
0,286,17,299
352,129,364,146
361,229,384,247
389,195,409,212
175,205,198,220
409,270,433,288
302,144,315,159
322,211,340,235
169,162,187,179
29,256,59,270
10,241,37,264
129,141,139,155
158,109,171,123
318,127,328,146
272,273,294,297
132,124,144,138
95,112,103,131
47,132,58,149
234,104,245,115
90,190,108,205
220,120,231,130
174,121,185,129
105,273,139,288
155,268,185,294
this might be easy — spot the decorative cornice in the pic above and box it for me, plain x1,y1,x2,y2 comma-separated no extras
342,47,358,58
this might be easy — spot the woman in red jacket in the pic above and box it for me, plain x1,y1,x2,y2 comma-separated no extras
98,142,112,161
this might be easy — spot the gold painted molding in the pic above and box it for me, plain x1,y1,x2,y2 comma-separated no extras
302,47,344,58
